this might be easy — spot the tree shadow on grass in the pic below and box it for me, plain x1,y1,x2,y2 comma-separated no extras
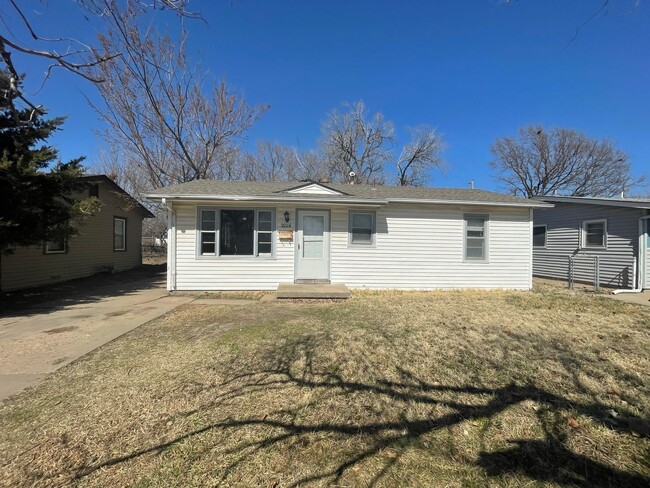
69,331,649,487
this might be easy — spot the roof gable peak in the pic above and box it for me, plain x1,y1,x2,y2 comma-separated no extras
282,181,347,195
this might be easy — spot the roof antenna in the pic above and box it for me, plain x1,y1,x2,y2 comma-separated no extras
469,180,474,190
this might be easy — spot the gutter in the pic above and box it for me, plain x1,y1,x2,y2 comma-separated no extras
144,194,550,209
386,198,553,209
144,194,389,207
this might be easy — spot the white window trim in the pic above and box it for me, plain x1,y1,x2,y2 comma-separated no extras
113,217,127,252
533,224,547,249
581,219,607,249
348,210,376,247
196,207,276,259
463,213,489,262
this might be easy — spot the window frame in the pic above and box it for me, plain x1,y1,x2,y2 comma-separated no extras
348,210,376,247
113,217,127,252
581,219,607,249
44,235,67,254
463,213,489,262
196,207,276,259
532,224,547,249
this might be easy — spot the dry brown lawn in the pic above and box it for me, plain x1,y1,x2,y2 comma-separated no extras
0,283,649,487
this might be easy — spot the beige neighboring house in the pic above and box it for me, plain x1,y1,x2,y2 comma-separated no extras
1,175,154,292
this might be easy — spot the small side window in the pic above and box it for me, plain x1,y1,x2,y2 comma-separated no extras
533,225,547,248
199,210,217,255
349,211,375,245
114,217,127,251
464,214,488,261
45,236,66,254
582,219,607,249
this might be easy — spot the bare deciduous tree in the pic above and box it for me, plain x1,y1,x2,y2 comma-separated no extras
0,0,200,113
320,101,394,184
88,19,267,193
490,125,642,197
396,127,445,186
241,142,328,182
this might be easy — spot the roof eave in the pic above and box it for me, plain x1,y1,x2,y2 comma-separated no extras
534,196,650,209
144,194,388,206
387,198,553,208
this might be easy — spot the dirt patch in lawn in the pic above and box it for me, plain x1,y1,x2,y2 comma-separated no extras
0,283,648,487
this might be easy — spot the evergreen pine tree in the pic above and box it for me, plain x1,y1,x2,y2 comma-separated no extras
0,71,92,254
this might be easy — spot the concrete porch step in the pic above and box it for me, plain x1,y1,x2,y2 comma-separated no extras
276,283,351,299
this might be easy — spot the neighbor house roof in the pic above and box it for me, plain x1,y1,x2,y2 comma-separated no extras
144,180,551,208
82,174,154,218
534,195,650,210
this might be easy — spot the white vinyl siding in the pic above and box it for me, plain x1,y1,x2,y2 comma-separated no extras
331,205,530,290
171,202,532,291
175,204,292,290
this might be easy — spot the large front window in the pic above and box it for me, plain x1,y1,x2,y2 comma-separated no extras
199,208,274,257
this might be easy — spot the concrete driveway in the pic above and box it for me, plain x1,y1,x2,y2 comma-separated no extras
0,272,193,402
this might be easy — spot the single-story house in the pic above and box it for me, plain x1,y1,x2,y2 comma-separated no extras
145,180,549,291
532,195,650,290
1,175,154,292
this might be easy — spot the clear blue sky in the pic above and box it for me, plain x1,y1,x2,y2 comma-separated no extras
9,0,650,192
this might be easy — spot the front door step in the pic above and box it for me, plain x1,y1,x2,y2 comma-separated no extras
276,283,351,299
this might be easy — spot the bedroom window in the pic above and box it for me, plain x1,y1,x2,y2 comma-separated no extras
349,211,375,245
198,208,275,257
464,214,488,260
533,225,547,248
113,217,126,251
582,219,607,248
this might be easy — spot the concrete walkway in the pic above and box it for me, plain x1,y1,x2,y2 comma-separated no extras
603,290,650,307
0,274,193,402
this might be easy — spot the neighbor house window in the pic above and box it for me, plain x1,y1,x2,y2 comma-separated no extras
198,208,274,257
44,236,66,254
464,214,488,260
349,211,375,245
533,225,547,248
582,219,607,248
113,217,126,251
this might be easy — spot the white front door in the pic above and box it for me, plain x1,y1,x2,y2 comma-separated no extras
295,210,330,281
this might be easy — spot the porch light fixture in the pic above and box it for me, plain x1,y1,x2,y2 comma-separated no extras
284,210,290,223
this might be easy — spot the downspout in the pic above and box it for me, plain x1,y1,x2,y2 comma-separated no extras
611,217,645,294
162,198,177,292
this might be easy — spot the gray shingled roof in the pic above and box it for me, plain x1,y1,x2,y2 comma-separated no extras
145,180,550,208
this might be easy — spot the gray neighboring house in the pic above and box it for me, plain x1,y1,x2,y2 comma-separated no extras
1,175,154,292
532,196,650,290
145,179,549,291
